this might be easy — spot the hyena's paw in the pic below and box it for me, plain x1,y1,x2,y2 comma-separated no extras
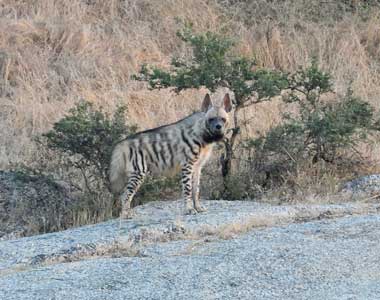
120,209,135,219
194,205,207,213
185,208,198,215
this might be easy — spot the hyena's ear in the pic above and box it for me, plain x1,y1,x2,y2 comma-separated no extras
223,93,233,112
201,93,213,112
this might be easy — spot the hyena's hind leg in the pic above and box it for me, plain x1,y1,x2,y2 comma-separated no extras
119,172,146,219
192,164,207,213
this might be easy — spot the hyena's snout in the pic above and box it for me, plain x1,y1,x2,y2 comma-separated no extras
208,118,227,136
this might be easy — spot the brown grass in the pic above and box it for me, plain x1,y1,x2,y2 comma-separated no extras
1,0,380,208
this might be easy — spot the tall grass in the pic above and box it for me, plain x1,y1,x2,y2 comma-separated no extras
1,0,380,198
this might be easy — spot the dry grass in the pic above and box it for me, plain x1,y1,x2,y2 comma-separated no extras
193,201,380,240
1,0,380,209
0,0,222,169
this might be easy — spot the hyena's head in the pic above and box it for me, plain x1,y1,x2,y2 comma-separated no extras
201,93,233,142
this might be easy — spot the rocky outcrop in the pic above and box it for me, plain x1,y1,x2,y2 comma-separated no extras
343,174,380,195
1,200,380,299
0,171,74,240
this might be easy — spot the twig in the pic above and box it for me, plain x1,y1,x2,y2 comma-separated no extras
362,193,380,203
281,147,297,163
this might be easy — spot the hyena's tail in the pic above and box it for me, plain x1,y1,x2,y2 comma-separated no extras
109,143,128,195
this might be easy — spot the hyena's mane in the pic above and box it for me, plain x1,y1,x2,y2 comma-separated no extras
123,111,204,140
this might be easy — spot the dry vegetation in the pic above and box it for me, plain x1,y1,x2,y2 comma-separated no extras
1,0,380,214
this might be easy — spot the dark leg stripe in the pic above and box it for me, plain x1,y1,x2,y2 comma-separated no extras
130,172,145,180
184,161,194,168
124,172,146,201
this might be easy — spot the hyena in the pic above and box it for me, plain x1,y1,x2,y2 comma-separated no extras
109,93,232,218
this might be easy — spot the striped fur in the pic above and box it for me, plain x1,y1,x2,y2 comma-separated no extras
110,93,232,218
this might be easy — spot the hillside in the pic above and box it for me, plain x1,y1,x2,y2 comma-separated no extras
2,0,380,168
2,1,380,234
3,3,380,297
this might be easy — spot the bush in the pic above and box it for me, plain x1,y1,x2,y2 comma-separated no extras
43,101,136,193
249,61,377,190
41,101,137,222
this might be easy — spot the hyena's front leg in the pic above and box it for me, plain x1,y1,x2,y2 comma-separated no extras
119,172,146,219
192,164,207,213
181,162,197,215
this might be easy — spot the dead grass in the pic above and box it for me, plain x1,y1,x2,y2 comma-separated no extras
193,202,380,240
1,0,380,221
1,1,380,166
192,216,278,240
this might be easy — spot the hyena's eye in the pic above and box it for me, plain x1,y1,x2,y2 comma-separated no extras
221,117,226,123
209,118,216,122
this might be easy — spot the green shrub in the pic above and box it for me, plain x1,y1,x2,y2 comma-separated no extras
43,101,136,193
249,61,377,189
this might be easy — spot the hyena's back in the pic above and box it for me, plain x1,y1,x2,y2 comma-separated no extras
110,112,204,195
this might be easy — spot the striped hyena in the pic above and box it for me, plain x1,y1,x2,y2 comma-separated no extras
109,93,232,218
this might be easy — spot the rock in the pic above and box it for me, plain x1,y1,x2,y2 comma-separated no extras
342,174,380,195
1,200,380,299
0,171,75,240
